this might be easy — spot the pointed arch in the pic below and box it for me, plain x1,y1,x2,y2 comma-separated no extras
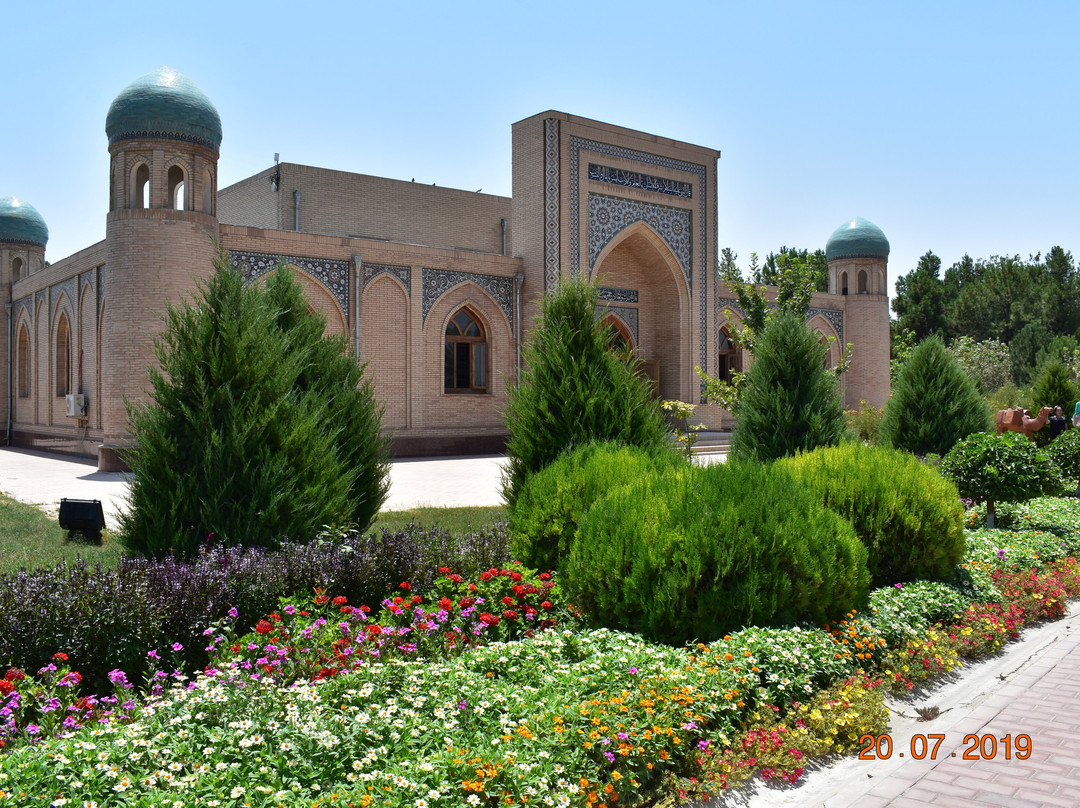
857,269,868,294
807,314,840,369
718,322,743,383
130,161,150,208
277,264,349,338
17,321,31,398
599,311,635,354
54,308,72,397
168,164,186,210
12,256,24,282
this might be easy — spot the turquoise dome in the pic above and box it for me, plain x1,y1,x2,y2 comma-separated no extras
0,197,48,248
105,67,222,152
825,217,890,261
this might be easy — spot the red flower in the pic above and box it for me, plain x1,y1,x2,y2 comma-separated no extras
449,574,463,584
503,610,518,621
539,572,551,581
479,571,493,582
501,596,514,607
333,596,348,606
341,606,355,615
270,612,282,623
469,583,477,592
479,612,500,626
438,567,451,574
4,669,25,682
53,652,69,662
255,620,273,635
393,596,404,606
0,681,12,697
541,601,552,610
438,597,454,612
510,572,523,582
399,582,411,591
359,605,371,613
367,624,383,636
411,595,423,605
459,597,476,609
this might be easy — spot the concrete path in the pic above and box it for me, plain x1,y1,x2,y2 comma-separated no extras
0,447,507,528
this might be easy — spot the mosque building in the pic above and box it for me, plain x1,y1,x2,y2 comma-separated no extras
1,67,891,470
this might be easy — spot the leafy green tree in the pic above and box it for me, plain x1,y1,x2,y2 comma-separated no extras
759,247,829,293
892,251,946,341
731,311,845,462
1043,246,1080,336
948,336,1011,393
121,258,389,558
941,432,1055,528
879,336,990,457
1035,335,1080,382
502,277,667,505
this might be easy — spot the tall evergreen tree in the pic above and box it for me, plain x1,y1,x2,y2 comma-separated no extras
892,251,946,341
502,277,668,505
121,257,389,558
879,336,990,457
731,311,845,462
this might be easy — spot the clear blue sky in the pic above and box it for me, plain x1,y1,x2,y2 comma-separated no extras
6,1,1079,302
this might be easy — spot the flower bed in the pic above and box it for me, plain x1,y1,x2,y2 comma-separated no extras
2,499,1080,807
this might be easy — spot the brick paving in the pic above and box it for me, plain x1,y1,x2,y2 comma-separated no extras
861,621,1080,807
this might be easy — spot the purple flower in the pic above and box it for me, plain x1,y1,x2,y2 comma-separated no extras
171,643,184,652
629,666,638,675
147,650,160,660
604,751,615,763
228,607,239,619
894,583,903,589
698,739,710,750
108,669,130,688
26,724,40,735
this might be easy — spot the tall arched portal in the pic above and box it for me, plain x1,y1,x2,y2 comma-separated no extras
593,222,690,401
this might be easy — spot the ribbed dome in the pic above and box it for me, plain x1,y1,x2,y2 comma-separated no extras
825,217,890,261
105,67,222,152
0,196,48,248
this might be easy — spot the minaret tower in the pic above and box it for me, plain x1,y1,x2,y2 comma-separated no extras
100,67,222,469
1,196,48,437
825,216,891,409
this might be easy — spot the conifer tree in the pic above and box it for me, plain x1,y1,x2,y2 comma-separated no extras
1029,359,1079,416
731,311,845,462
879,335,990,456
121,257,389,558
502,277,668,505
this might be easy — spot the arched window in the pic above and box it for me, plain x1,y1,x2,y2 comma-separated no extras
444,308,487,393
858,270,868,294
718,326,741,383
818,332,832,369
202,168,214,214
17,325,30,398
55,313,71,397
131,162,150,208
168,165,186,210
601,314,634,357
840,271,848,296
12,257,23,282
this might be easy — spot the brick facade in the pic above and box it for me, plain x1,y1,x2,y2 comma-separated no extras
2,72,891,469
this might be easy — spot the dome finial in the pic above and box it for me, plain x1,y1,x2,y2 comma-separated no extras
825,216,889,261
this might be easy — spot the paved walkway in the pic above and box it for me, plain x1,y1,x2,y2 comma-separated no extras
0,447,507,527
3,446,1079,806
709,601,1080,808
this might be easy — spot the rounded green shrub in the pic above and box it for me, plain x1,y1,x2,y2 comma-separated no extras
941,431,1057,528
562,461,869,645
1047,427,1080,488
509,441,683,570
779,443,965,587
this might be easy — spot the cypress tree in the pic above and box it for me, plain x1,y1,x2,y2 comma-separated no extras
731,311,845,462
120,257,389,558
880,335,990,457
502,277,668,505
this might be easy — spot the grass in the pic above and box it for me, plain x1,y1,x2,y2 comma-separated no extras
0,492,125,574
0,492,505,574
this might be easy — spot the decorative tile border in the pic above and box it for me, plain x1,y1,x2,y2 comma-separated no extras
12,295,32,327
717,297,845,343
421,269,515,330
543,118,561,292
98,265,106,310
54,277,78,318
599,286,639,304
568,135,709,376
588,194,691,284
229,251,350,322
588,163,692,198
361,263,411,293
598,305,639,345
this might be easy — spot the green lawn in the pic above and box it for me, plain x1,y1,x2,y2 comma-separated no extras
0,493,126,574
0,492,506,574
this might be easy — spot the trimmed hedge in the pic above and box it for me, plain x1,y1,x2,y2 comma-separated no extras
562,461,869,645
509,442,684,570
779,443,966,587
